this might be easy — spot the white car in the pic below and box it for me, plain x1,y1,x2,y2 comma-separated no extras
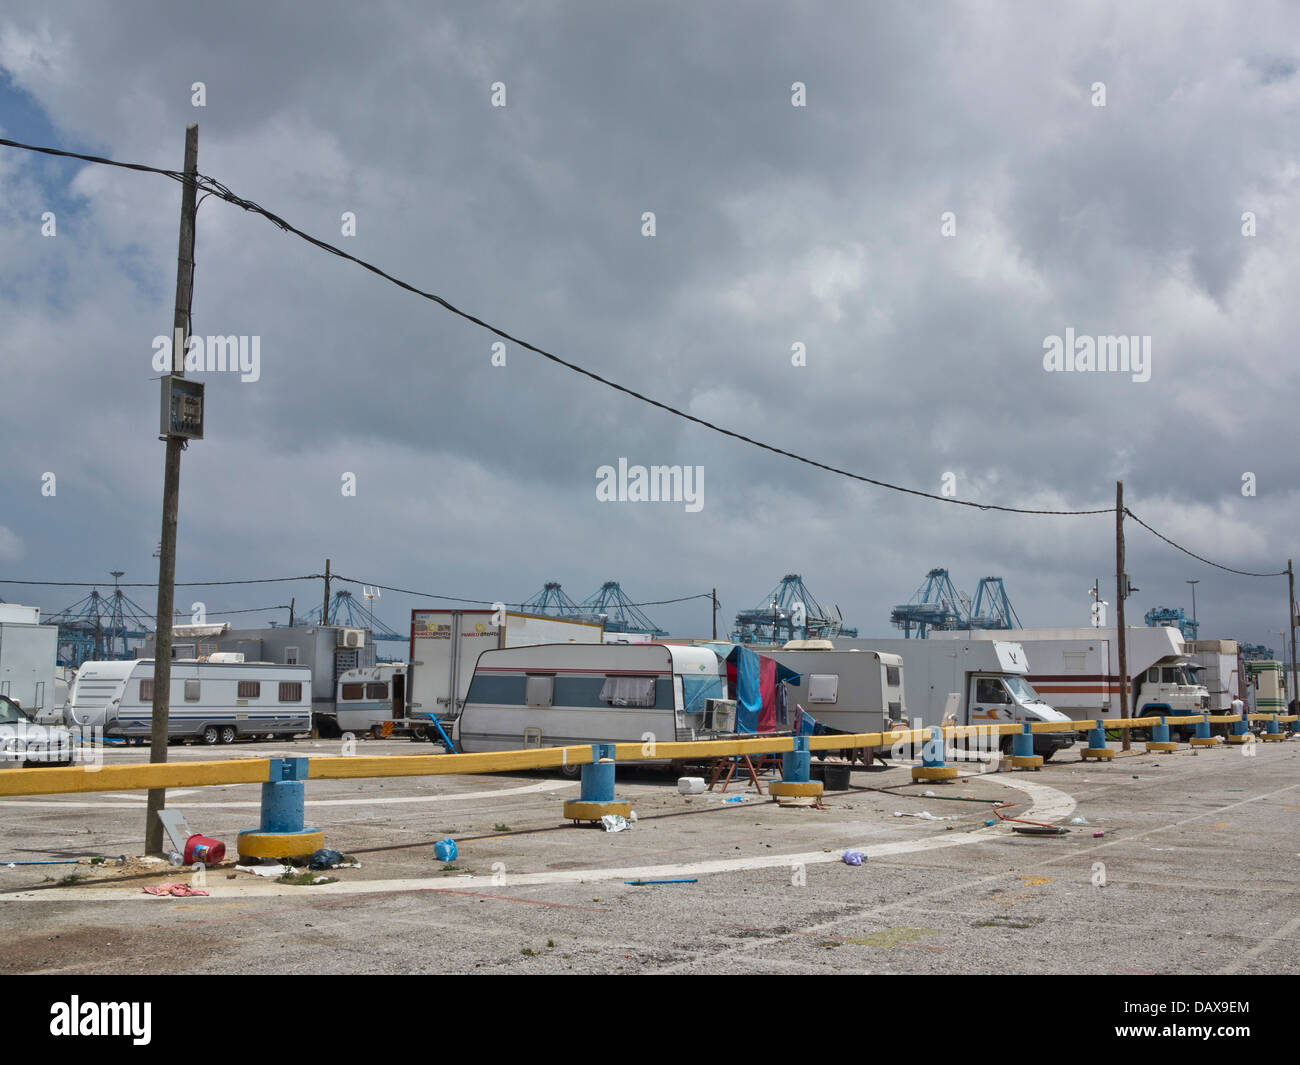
0,694,76,767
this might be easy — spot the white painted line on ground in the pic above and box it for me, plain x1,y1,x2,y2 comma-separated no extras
0,774,1072,902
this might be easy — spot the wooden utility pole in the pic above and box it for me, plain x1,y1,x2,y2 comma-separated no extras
288,597,295,627
711,588,717,640
145,123,199,856
1115,481,1130,752
323,559,332,623
1289,561,1298,714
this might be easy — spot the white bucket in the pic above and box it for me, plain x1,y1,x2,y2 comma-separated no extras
677,776,706,795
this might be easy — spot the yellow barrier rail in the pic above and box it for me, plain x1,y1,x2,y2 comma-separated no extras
0,713,1290,798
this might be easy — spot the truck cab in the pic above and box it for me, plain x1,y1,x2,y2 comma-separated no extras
966,669,1075,759
1132,657,1211,716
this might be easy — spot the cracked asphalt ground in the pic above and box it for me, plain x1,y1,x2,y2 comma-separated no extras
0,736,1295,974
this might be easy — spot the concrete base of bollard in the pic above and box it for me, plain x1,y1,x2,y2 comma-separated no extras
769,780,824,806
911,765,959,782
1011,755,1043,770
1080,748,1114,761
1226,734,1253,745
562,799,631,823
1261,732,1287,742
1146,741,1178,752
1189,737,1219,748
236,828,324,860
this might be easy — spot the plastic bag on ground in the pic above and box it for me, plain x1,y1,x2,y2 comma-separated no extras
600,814,629,832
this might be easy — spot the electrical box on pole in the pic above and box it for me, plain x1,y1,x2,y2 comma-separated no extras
161,376,205,439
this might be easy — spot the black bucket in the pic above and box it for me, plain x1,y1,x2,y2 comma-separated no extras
821,763,851,791
808,763,825,782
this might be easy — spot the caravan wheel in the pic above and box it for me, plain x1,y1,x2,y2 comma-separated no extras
201,726,219,745
219,726,237,744
559,763,582,780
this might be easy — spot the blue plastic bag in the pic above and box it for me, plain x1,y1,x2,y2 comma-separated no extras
841,850,864,866
434,838,458,862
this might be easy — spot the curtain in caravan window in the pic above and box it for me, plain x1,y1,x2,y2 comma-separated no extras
598,675,656,707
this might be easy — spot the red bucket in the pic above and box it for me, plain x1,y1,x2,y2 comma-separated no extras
183,833,226,865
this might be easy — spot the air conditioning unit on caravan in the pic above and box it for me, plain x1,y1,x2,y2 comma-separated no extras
703,698,737,734
337,628,366,649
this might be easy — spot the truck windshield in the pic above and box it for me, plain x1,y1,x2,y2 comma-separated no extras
1002,675,1045,705
0,698,28,725
1162,667,1197,686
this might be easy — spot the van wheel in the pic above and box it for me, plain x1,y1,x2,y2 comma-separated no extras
219,726,237,744
201,726,219,745
560,763,582,780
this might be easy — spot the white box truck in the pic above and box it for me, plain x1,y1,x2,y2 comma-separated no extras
930,626,1211,724
0,603,59,722
831,637,1077,759
1185,639,1245,712
406,609,603,728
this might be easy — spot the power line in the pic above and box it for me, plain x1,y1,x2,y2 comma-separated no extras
0,576,319,588
0,135,1110,519
331,574,712,610
1124,509,1288,578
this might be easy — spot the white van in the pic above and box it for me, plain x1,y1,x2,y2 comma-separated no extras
65,658,312,744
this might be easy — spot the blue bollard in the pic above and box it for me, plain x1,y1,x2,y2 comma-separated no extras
1088,721,1107,750
260,756,308,833
1151,716,1171,744
1012,723,1034,759
1195,717,1211,741
1265,715,1281,736
921,727,945,768
1232,712,1249,738
238,756,323,860
781,735,811,783
579,743,616,802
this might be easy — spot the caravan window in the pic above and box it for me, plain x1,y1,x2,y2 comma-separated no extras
885,666,901,688
284,647,299,665
341,683,366,701
184,680,201,701
598,675,656,708
808,674,839,704
279,682,303,702
525,675,554,708
237,681,261,698
366,683,388,700
139,680,154,701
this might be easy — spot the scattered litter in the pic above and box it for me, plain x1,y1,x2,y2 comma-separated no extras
625,878,697,886
677,777,706,795
724,795,747,803
984,819,995,826
433,839,458,861
142,882,209,897
308,848,344,871
841,850,864,866
166,852,184,867
629,811,638,823
600,814,629,832
922,790,936,797
1093,830,1105,838
1068,816,1091,825
237,863,293,877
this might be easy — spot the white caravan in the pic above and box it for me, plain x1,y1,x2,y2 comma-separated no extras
458,642,731,768
0,603,59,723
65,658,312,743
336,663,408,735
931,626,1211,722
833,637,1075,759
407,609,603,725
750,644,906,734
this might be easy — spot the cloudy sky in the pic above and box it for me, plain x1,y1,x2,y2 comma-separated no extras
1,1,1298,654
